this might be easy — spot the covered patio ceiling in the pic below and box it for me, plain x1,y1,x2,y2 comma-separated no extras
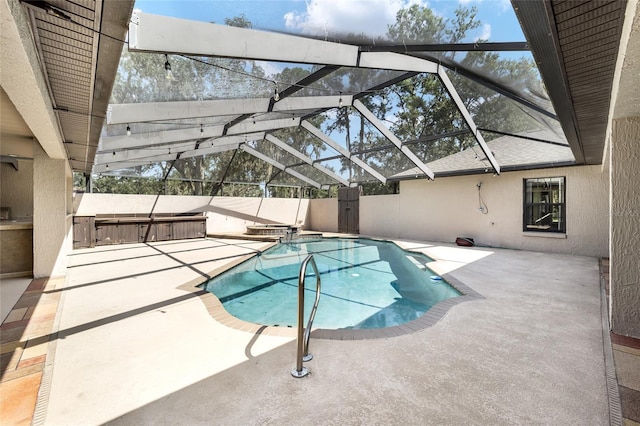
12,1,629,187
8,0,135,172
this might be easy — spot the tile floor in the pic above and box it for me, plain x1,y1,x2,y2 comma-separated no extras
1,278,32,323
0,277,63,425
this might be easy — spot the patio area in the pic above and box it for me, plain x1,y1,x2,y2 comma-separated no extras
1,237,617,424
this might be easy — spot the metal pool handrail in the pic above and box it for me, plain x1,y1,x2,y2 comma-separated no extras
291,254,321,378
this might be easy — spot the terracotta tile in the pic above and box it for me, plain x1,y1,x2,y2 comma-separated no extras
1,347,23,373
44,277,65,291
25,280,45,292
4,308,28,323
0,341,25,355
13,293,41,309
621,386,640,423
21,339,48,359
17,354,46,369
1,362,43,382
0,327,26,345
24,306,36,319
23,321,53,339
0,318,30,331
28,302,58,319
0,372,42,425
612,333,640,350
23,313,56,324
614,350,640,392
41,292,61,304
614,343,640,357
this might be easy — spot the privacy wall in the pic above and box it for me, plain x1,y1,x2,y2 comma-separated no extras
74,194,309,235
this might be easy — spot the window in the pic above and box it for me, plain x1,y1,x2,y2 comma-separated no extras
523,177,565,233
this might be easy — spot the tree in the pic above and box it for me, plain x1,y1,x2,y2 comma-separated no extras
314,5,490,177
342,5,543,174
103,6,545,196
92,175,163,194
108,15,274,195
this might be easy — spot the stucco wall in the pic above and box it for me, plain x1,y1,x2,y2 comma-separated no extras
397,166,608,257
360,194,400,238
307,198,338,232
610,117,640,337
0,159,33,219
308,165,609,257
33,142,70,277
74,194,309,234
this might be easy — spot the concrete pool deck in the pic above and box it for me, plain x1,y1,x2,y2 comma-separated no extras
0,237,620,424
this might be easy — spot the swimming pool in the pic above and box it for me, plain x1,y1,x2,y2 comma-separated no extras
202,238,461,329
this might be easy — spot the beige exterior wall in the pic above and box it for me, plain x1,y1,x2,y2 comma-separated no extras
397,166,608,257
610,117,640,337
308,165,609,258
360,194,400,238
74,194,309,234
33,142,72,277
0,159,33,220
307,198,338,232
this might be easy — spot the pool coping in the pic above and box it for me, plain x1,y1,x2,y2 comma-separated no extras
179,237,485,340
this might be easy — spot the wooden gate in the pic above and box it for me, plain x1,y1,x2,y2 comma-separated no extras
338,187,359,234
72,216,95,249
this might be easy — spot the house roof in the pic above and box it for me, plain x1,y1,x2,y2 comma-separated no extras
393,129,576,179
512,0,629,165
5,0,134,173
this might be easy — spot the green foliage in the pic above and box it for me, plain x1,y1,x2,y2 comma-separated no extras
309,186,339,198
387,4,448,43
361,181,400,196
378,4,540,166
103,6,544,198
92,175,164,194
73,172,86,192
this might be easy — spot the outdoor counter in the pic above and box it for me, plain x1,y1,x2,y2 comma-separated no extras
0,220,33,277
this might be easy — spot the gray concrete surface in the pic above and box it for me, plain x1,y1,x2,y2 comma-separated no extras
44,238,608,425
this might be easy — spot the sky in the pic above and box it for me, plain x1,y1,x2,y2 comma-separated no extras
133,0,525,43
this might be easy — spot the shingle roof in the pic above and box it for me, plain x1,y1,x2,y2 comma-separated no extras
394,129,575,178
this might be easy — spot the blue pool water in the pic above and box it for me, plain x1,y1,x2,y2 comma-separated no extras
203,238,461,329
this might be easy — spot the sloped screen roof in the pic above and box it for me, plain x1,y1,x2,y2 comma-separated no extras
94,1,575,194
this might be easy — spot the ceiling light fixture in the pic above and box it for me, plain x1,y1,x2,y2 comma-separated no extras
126,124,131,136
200,124,204,134
339,92,343,108
273,81,280,102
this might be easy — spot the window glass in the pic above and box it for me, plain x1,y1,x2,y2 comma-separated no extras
523,177,565,233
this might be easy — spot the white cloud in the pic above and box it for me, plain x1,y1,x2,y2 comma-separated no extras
255,61,286,78
475,23,491,41
459,0,511,12
284,0,427,38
